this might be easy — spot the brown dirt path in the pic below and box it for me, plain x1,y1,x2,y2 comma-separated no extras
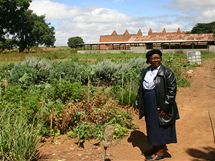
39,58,215,161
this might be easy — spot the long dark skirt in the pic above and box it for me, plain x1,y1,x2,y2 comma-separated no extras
144,89,177,146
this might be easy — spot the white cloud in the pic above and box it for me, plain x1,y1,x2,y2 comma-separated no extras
30,0,80,20
171,0,215,24
30,0,215,46
196,9,215,23
30,0,133,45
161,23,182,31
73,8,129,23
172,0,215,10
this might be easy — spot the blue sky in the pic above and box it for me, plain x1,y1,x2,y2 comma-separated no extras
68,0,173,17
30,0,215,46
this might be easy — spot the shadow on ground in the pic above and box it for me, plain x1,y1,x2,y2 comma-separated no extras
127,130,151,155
186,146,215,161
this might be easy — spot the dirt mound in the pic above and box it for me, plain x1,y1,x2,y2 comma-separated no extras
39,58,215,161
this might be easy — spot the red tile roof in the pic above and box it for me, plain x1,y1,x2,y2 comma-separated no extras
100,28,215,43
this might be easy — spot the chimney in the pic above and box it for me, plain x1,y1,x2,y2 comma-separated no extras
123,29,130,36
137,29,143,36
177,27,181,33
111,30,117,36
148,28,152,35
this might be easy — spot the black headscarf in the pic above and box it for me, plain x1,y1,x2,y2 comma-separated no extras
146,49,162,63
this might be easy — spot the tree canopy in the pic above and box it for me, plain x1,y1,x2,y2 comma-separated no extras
191,21,215,35
0,0,56,52
67,36,84,48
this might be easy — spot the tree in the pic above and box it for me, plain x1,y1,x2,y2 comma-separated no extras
213,26,215,37
191,21,215,34
67,36,84,48
0,0,31,45
0,39,16,52
15,10,56,52
0,0,56,52
0,0,31,33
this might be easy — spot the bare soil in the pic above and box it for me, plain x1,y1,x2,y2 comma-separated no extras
39,58,215,161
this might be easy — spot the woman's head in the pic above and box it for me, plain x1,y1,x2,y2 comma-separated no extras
146,49,162,67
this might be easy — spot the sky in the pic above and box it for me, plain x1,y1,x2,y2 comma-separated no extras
30,0,215,46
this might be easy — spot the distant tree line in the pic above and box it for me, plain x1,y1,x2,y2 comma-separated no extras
0,0,56,52
191,21,215,35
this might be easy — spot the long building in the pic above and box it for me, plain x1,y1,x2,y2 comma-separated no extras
78,28,215,53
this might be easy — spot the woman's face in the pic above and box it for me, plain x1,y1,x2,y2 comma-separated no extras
149,53,161,67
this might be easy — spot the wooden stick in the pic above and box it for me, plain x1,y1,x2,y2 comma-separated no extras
103,147,107,161
208,109,215,144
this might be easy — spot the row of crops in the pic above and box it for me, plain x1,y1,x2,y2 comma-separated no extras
0,50,208,160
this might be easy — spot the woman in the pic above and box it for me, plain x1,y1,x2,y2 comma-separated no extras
136,49,179,160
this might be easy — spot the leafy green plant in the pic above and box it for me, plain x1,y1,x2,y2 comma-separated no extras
112,70,139,105
0,63,14,80
92,60,119,85
46,80,85,103
74,122,96,140
50,61,90,84
112,123,129,139
163,53,190,87
1,85,25,106
63,93,136,143
9,57,53,87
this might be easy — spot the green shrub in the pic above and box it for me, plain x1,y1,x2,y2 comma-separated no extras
163,53,190,87
1,85,25,106
111,84,137,105
92,60,119,85
9,57,53,86
74,122,96,140
114,58,146,85
112,123,129,139
125,57,146,70
0,63,14,80
107,108,134,129
112,63,141,105
45,80,85,103
50,61,90,84
36,99,64,136
71,110,133,142
64,94,136,142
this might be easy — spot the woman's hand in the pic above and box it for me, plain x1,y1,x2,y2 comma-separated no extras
157,107,167,117
159,110,167,117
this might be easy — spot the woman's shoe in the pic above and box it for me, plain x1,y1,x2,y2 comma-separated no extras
145,145,169,160
145,154,154,161
153,154,164,160
145,154,164,161
144,146,157,156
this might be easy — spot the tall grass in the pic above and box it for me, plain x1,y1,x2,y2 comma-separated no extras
0,107,39,161
0,47,73,67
